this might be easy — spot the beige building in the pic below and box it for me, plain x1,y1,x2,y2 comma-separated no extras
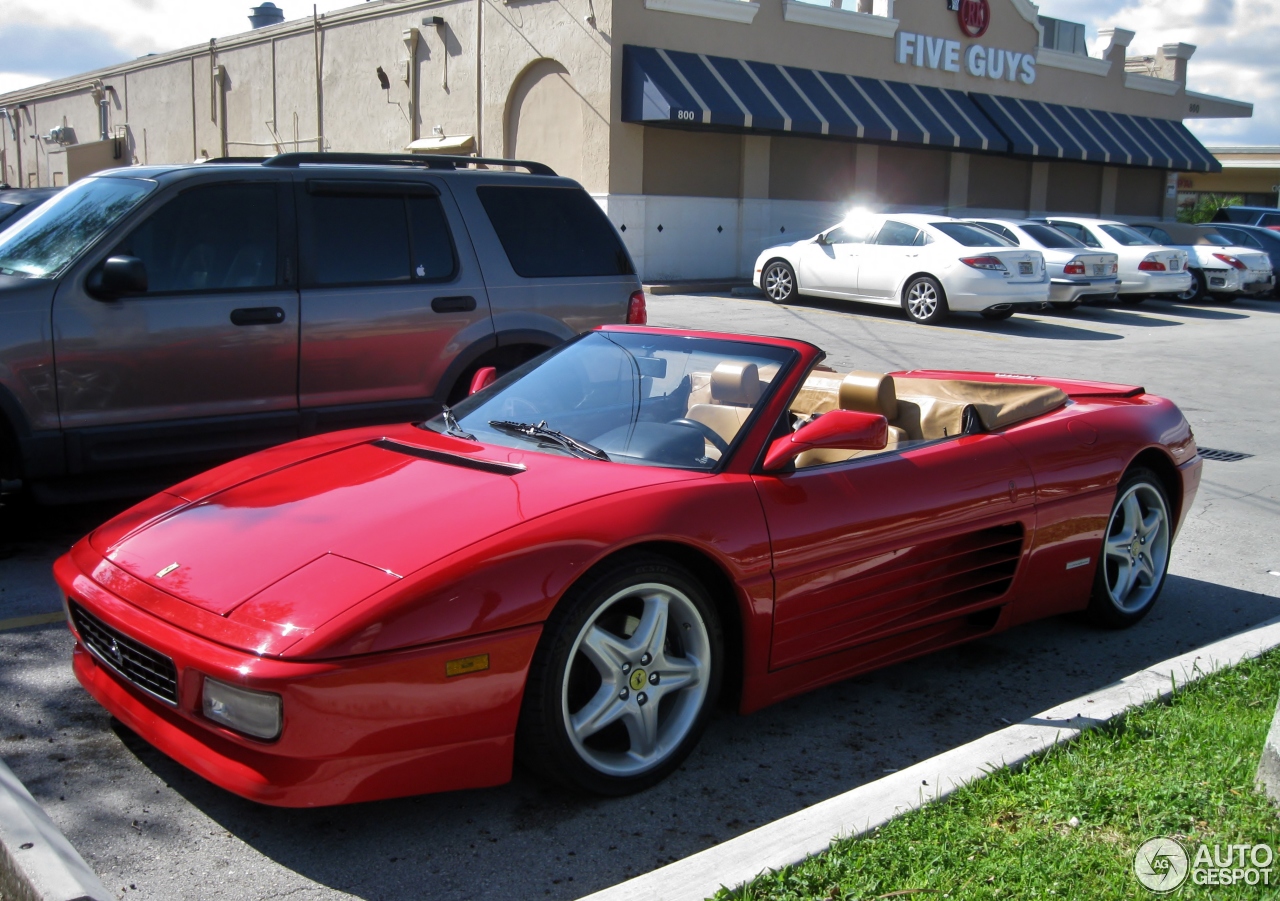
0,0,1252,279
1176,148,1280,210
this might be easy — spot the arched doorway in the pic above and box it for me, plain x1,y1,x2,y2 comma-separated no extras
505,59,584,183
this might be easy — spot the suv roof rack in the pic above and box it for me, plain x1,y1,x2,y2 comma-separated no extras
257,152,557,176
200,156,270,164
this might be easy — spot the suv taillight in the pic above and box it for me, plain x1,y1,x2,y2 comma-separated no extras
1213,253,1247,270
1063,261,1086,275
627,290,647,325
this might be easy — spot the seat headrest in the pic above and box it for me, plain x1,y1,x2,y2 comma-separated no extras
710,362,761,406
839,371,898,419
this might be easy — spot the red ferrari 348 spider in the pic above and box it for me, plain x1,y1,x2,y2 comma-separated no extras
55,326,1201,806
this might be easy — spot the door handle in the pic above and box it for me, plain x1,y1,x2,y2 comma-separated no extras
230,306,286,326
431,295,477,313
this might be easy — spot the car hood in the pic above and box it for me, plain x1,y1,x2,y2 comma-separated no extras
91,430,702,620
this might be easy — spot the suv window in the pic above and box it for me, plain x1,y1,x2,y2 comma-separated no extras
477,186,633,278
116,183,278,293
305,189,457,287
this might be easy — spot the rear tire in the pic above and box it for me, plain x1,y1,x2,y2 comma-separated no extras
1086,467,1172,629
762,261,797,304
901,276,949,325
517,553,723,795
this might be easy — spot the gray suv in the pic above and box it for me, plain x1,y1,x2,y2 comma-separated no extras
0,153,643,501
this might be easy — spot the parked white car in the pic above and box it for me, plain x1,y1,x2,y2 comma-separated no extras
964,218,1119,311
753,213,1049,324
1127,220,1274,303
1033,217,1191,305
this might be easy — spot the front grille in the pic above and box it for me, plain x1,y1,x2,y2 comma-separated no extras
70,602,178,705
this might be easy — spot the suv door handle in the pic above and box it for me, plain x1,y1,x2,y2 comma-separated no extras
230,306,286,326
431,295,476,313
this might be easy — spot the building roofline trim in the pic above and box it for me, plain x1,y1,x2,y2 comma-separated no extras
644,0,761,25
1125,73,1180,96
1035,47,1112,77
1185,91,1255,115
781,0,898,38
0,0,460,106
1009,0,1040,25
1207,146,1280,153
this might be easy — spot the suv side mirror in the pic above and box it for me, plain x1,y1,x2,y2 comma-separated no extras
86,256,148,300
763,409,888,471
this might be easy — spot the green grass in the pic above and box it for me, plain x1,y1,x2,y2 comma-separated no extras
715,650,1280,900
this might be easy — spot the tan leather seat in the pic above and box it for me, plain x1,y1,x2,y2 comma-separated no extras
686,362,762,449
794,371,908,468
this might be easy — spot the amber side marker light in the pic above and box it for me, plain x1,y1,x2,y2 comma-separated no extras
446,654,490,677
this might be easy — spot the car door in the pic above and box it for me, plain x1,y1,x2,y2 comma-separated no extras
296,176,494,430
753,430,1036,670
857,221,925,300
51,177,300,472
796,225,862,295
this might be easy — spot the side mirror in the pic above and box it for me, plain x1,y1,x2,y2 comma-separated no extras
468,365,498,396
86,256,147,300
763,409,888,471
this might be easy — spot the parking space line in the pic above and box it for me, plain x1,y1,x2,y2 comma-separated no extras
0,612,65,632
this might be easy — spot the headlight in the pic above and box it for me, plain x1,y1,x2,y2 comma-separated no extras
201,677,282,740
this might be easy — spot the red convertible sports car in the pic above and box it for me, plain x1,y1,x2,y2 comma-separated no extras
55,325,1201,806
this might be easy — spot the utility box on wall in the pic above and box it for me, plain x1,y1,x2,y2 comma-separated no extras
66,139,126,183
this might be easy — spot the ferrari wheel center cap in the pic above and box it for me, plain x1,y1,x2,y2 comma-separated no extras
629,669,648,692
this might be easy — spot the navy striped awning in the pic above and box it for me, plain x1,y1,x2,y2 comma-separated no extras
965,94,1219,173
622,45,1009,153
622,44,1221,173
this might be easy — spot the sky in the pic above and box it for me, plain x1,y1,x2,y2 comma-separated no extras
0,0,1275,147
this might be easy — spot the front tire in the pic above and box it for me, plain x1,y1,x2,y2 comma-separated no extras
901,276,949,324
762,260,797,304
1175,269,1206,303
1086,467,1172,629
517,554,723,795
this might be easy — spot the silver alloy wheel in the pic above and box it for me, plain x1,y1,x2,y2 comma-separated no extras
1176,271,1203,302
906,280,939,320
764,263,793,302
561,583,711,778
1102,482,1170,614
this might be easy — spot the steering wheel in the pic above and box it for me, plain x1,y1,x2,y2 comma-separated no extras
670,418,731,457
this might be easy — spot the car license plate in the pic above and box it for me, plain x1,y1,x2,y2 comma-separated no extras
1019,262,1033,275
1093,264,1105,276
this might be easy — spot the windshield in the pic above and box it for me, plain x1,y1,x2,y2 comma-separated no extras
0,177,155,278
0,203,20,226
1021,224,1083,249
425,331,795,470
930,222,1015,247
1099,224,1156,247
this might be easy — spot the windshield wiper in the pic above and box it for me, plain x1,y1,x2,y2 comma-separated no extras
440,405,475,441
488,420,610,462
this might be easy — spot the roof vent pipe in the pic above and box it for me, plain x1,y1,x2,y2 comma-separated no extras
249,3,284,29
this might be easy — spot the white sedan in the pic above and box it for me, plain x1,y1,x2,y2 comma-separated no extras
1034,217,1191,305
1127,221,1274,303
964,218,1119,311
753,213,1049,324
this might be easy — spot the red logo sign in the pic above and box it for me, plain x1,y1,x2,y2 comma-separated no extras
957,0,991,38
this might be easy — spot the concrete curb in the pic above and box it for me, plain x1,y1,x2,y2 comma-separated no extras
643,281,752,296
0,758,111,901
577,615,1280,901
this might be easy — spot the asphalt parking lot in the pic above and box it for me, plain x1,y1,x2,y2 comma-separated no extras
2,293,1278,901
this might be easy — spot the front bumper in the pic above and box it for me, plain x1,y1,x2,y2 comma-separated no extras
56,547,538,807
1049,278,1119,304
